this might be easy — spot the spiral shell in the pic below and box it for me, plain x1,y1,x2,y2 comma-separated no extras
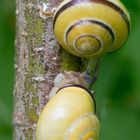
53,0,131,58
36,85,100,140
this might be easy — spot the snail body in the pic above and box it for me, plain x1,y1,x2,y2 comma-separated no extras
53,0,131,58
36,85,100,140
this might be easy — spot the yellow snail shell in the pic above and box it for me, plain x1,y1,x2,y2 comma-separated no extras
53,0,131,58
36,85,100,140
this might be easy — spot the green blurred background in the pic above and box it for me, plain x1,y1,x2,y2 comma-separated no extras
0,0,15,139
0,0,140,139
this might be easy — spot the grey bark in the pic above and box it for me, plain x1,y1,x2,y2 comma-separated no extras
13,0,62,139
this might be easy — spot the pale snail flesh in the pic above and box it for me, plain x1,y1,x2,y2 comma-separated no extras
36,85,100,140
53,0,131,58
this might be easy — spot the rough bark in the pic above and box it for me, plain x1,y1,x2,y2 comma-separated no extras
13,0,81,139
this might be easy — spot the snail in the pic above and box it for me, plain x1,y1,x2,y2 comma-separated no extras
36,1,131,139
36,85,100,140
53,0,131,58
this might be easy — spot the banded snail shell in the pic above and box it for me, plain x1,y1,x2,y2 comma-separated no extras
53,0,131,58
36,85,100,140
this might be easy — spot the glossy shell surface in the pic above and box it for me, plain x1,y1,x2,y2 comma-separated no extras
36,86,100,140
53,0,131,58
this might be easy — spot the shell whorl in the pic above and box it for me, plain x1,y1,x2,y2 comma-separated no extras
64,112,99,140
36,85,100,140
53,0,131,58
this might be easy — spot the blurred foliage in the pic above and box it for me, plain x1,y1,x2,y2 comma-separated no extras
0,0,15,139
0,0,140,140
95,0,140,140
